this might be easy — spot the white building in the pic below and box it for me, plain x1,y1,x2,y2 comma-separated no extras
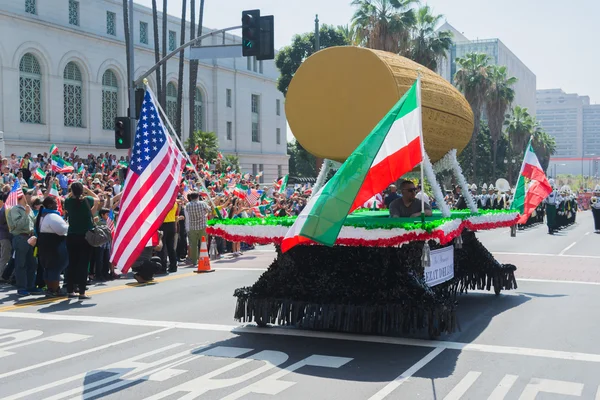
0,0,288,183
437,22,537,116
537,89,600,177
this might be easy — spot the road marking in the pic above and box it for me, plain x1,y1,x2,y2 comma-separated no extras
585,232,591,236
443,371,482,400
3,311,600,364
488,374,519,399
519,278,600,286
368,348,444,400
518,378,583,399
559,242,577,256
0,327,172,380
214,267,268,271
0,272,197,312
493,251,600,259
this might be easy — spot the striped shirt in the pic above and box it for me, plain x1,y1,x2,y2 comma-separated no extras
184,200,210,231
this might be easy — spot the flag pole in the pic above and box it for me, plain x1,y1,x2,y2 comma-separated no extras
416,72,425,225
143,81,218,213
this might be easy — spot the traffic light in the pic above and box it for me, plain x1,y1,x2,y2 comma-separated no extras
241,10,260,57
115,117,131,149
256,15,274,61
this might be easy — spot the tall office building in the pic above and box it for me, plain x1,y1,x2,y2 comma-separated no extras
437,22,537,115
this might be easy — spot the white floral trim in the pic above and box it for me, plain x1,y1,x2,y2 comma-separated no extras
423,151,451,217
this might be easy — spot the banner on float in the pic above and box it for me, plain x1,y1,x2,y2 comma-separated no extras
424,245,454,287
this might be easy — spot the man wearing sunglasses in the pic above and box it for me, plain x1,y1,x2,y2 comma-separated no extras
389,180,432,218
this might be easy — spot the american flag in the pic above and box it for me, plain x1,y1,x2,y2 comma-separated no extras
5,180,23,207
107,209,115,235
110,89,185,273
246,188,262,206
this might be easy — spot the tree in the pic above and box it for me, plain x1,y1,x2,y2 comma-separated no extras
275,25,349,96
288,140,317,177
351,0,418,54
185,130,219,162
485,65,517,178
407,6,452,71
151,0,161,101
505,106,535,182
531,126,556,173
454,52,491,182
222,154,240,173
175,0,187,137
337,24,359,45
457,121,508,185
188,0,205,149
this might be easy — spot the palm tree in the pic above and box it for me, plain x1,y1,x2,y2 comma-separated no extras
350,0,418,54
407,6,452,71
454,52,491,181
505,106,535,160
185,130,219,161
151,0,161,101
188,0,205,149
337,24,359,45
531,126,556,173
485,65,517,178
175,0,187,137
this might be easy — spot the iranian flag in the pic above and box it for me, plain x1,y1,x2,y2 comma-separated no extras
281,78,423,252
276,174,288,194
49,144,59,155
49,182,64,216
32,168,46,181
512,140,553,224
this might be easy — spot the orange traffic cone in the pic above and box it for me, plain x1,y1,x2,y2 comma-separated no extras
194,236,214,273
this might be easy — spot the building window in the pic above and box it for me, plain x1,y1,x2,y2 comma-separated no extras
166,82,177,126
252,164,258,176
63,62,83,127
226,121,232,140
226,88,232,108
140,21,148,44
247,57,251,71
106,11,116,36
276,99,280,116
101,70,118,130
25,0,36,14
193,87,203,132
168,30,176,51
277,165,282,178
251,94,260,142
276,128,281,144
68,0,79,26
19,53,42,124
259,164,264,183
259,61,263,74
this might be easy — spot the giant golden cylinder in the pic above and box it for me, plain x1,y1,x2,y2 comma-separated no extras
285,46,474,163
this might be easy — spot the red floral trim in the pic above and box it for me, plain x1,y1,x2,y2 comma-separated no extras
206,215,519,248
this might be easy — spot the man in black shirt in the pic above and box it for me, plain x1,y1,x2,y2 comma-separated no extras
389,180,432,218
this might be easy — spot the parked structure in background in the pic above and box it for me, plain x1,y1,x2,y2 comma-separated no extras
437,22,537,115
537,89,600,177
0,1,288,182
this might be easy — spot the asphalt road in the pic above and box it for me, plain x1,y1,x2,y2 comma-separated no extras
1,211,599,399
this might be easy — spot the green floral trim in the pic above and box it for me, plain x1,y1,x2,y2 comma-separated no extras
208,209,517,232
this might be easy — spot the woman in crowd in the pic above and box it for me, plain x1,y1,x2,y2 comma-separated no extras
35,196,68,296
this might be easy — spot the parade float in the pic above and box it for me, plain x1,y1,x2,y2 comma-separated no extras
208,47,520,337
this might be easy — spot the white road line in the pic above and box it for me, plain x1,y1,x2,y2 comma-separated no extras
3,312,600,364
367,348,444,400
519,278,600,286
558,242,577,256
214,267,268,271
0,327,172,380
488,374,519,400
443,371,482,400
493,251,600,259
585,232,591,236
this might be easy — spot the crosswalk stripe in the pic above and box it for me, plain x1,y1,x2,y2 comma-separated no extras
488,374,518,400
443,371,481,400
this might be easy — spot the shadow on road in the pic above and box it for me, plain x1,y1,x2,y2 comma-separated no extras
37,299,96,313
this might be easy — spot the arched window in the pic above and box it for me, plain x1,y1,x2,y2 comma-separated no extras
166,82,177,126
19,53,42,124
63,62,83,127
102,70,118,130
193,87,203,132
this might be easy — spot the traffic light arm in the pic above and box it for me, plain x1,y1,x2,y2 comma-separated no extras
135,25,242,87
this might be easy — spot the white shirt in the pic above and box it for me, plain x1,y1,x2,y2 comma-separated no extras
113,184,122,195
416,191,430,204
40,213,68,236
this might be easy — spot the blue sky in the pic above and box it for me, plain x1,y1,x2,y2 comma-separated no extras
137,0,599,105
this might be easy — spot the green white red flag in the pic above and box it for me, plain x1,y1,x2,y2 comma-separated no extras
281,78,423,252
511,139,553,224
276,175,288,194
32,168,46,181
49,182,64,216
49,144,59,155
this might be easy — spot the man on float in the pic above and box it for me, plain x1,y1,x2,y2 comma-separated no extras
389,180,432,218
591,185,600,233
